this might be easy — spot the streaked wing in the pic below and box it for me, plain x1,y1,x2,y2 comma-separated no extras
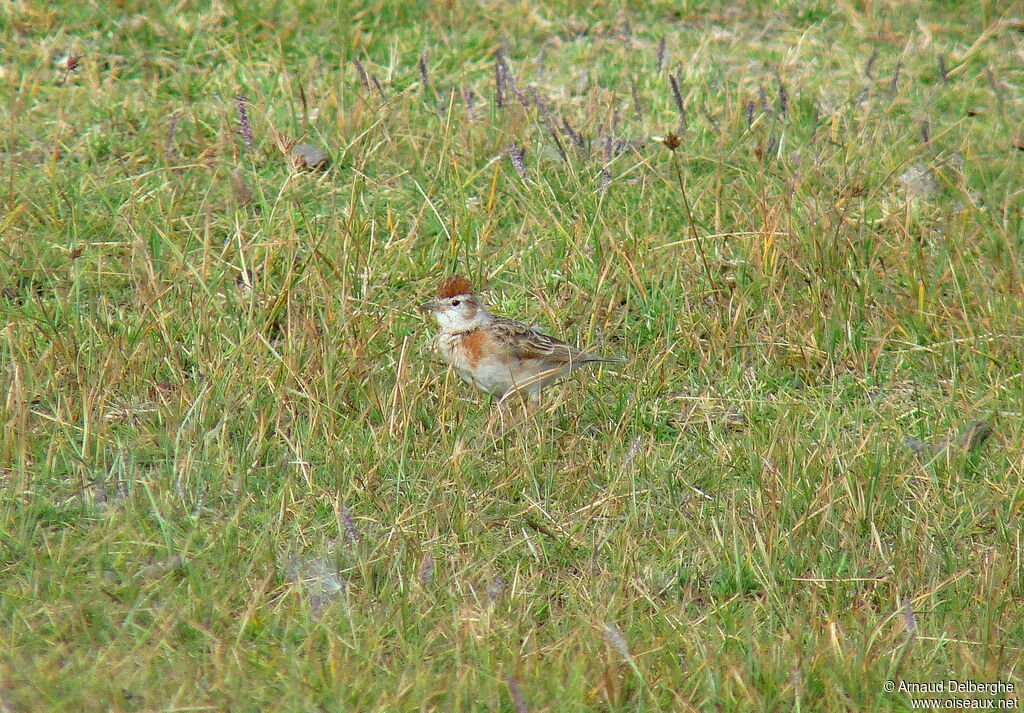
489,318,581,363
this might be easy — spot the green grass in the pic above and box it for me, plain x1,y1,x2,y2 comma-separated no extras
2,0,1024,710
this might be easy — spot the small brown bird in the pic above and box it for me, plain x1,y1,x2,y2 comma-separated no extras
419,275,623,404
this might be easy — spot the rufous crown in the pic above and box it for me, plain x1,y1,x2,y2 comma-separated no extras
436,274,474,299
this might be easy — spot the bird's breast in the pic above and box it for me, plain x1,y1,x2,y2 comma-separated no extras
436,329,487,369
435,329,513,395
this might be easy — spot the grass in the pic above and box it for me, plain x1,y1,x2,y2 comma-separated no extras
2,0,1023,710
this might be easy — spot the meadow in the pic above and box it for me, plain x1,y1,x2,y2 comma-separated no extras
2,0,1023,710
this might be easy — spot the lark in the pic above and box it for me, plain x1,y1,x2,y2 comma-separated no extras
419,275,622,405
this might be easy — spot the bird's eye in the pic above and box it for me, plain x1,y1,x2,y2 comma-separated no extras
451,300,461,307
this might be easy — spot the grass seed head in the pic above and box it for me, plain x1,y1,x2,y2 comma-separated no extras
235,94,254,151
507,677,528,713
508,143,528,180
418,52,430,91
669,74,686,130
777,75,788,115
338,504,361,545
353,58,370,92
495,48,507,108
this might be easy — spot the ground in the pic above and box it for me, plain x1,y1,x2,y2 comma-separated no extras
1,0,1023,710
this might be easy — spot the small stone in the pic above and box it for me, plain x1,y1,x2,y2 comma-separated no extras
289,143,329,171
898,164,937,198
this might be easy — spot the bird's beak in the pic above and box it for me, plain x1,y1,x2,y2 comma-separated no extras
418,300,441,312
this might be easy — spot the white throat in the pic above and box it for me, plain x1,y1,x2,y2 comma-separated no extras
436,298,492,333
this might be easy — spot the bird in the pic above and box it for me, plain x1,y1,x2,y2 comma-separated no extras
419,275,623,405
